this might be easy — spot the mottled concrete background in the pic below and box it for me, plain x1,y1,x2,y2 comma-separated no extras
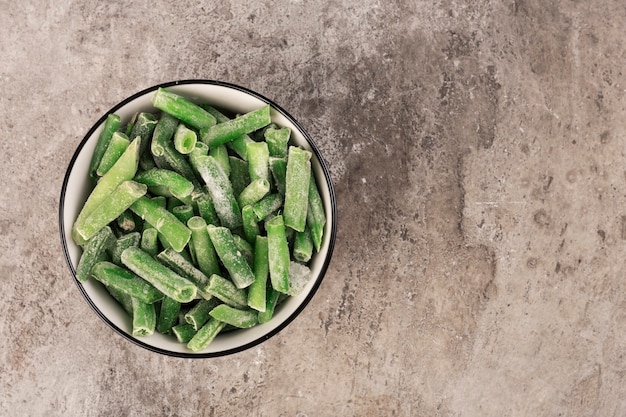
1,0,625,415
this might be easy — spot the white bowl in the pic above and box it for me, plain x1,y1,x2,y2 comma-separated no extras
59,80,337,357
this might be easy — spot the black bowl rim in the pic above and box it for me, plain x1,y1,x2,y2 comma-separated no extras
58,79,337,358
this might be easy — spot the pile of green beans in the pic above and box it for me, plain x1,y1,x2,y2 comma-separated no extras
73,88,326,352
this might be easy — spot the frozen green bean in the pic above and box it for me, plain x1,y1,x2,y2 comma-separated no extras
192,155,242,229
209,304,258,329
229,156,250,197
264,125,291,158
75,181,147,241
209,144,230,177
156,296,181,335
172,323,196,343
121,246,197,303
266,215,290,294
174,123,197,154
131,298,156,337
187,318,226,352
207,225,255,289
241,205,260,244
91,261,164,304
246,141,270,183
283,146,312,232
76,226,114,282
171,204,194,224
89,113,122,182
73,137,141,245
248,236,268,312
257,286,280,324
293,228,313,263
206,274,248,308
252,193,283,221
141,227,159,257
186,216,220,278
200,105,271,148
134,169,194,200
199,104,254,160
269,157,287,196
152,88,217,130
96,131,130,177
129,196,191,252
307,175,326,252
237,179,270,208
185,298,221,330
129,112,158,157
109,232,141,265
156,248,212,300
232,234,254,267
193,191,220,226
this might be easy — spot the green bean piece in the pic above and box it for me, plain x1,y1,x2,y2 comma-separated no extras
248,236,268,312
266,215,290,294
264,125,291,158
252,193,283,221
200,105,271,148
307,175,326,252
192,155,242,229
185,298,222,330
116,210,138,233
206,274,248,308
124,113,137,137
121,246,197,303
109,232,141,265
131,298,156,337
207,225,255,289
151,195,167,208
193,192,220,226
171,204,194,224
76,226,114,282
199,104,255,160
141,227,159,257
187,216,221,278
106,284,134,316
187,318,227,352
209,144,231,177
75,181,148,241
96,131,130,177
156,248,212,300
156,296,181,335
241,205,260,244
73,137,141,245
293,228,313,263
209,304,258,329
129,112,158,157
152,88,217,130
190,141,209,158
246,141,270,183
151,112,179,157
269,157,287,196
89,113,121,183
229,156,251,197
237,178,270,208
232,234,254,267
257,286,280,324
283,146,312,232
134,169,194,201
91,261,164,304
172,323,197,343
173,123,197,154
129,196,191,252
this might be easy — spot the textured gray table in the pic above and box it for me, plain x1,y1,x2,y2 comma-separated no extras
2,1,625,415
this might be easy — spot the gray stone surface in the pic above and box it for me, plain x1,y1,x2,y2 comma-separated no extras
1,0,625,415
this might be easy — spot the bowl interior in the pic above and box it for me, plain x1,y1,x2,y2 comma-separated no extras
60,81,336,357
